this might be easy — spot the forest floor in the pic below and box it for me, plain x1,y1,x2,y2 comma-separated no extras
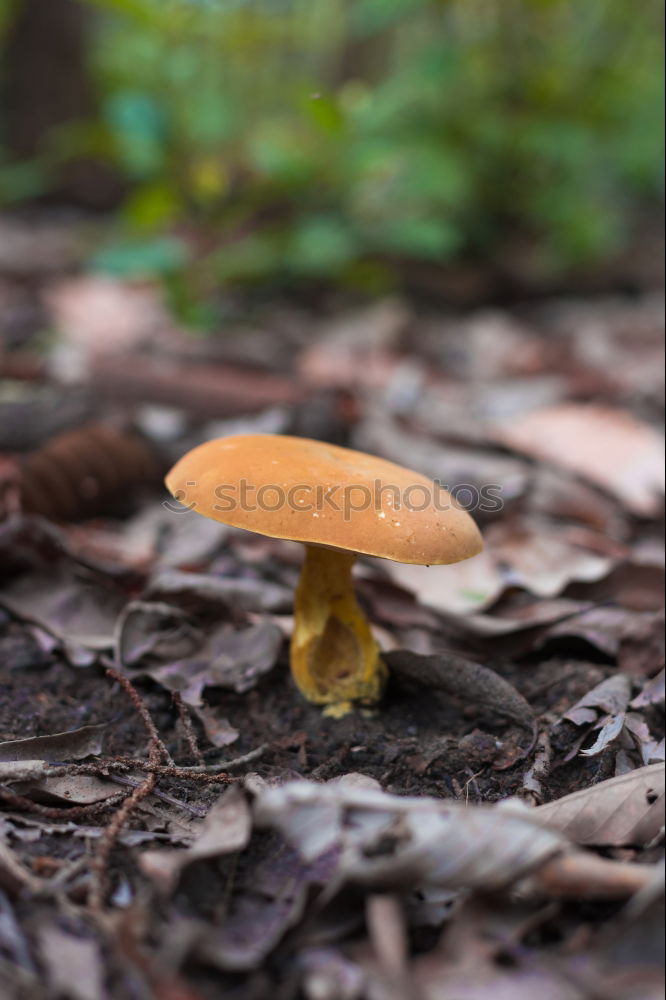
0,214,664,1000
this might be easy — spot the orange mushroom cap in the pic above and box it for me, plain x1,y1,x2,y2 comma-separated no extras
165,434,483,566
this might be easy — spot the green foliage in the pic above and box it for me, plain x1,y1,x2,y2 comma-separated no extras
2,0,663,294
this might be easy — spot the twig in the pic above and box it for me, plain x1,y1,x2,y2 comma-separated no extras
179,743,269,772
89,665,175,910
50,758,232,784
108,774,208,817
45,745,267,783
172,691,206,766
528,852,656,899
103,663,173,765
89,756,159,912
521,730,552,804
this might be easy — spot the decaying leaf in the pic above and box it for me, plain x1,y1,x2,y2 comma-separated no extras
140,785,251,894
193,837,342,972
253,780,566,893
496,404,665,517
533,762,665,846
382,550,504,616
116,601,284,705
26,773,119,806
145,567,292,614
192,705,240,748
560,673,633,757
0,516,134,649
384,649,535,731
36,923,104,1000
541,606,665,676
631,669,666,708
0,723,107,763
484,521,614,599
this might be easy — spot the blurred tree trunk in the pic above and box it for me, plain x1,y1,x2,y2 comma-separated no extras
2,0,123,208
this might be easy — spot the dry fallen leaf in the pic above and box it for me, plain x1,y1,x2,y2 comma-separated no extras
533,762,665,846
116,600,284,704
631,669,666,708
496,404,665,517
47,274,167,378
140,784,251,894
254,780,566,892
485,521,614,599
560,674,633,758
27,773,119,806
382,550,504,616
384,649,534,732
0,723,107,763
36,922,104,1000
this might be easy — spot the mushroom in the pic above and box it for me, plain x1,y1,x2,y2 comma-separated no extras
165,434,482,716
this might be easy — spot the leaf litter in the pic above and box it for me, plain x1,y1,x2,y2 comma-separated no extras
0,286,664,1000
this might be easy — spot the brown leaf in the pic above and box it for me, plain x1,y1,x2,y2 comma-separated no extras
0,516,129,653
384,649,534,731
496,404,665,516
382,550,504,616
533,762,665,846
192,705,239,748
631,669,666,708
140,785,251,894
254,780,565,892
146,567,292,614
36,922,104,1000
0,723,107,763
27,774,119,805
542,606,664,674
119,612,284,705
559,674,632,759
562,674,632,726
485,521,615,599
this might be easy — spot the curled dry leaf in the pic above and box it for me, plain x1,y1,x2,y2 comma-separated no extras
560,674,632,758
480,601,592,637
192,705,239,748
116,600,284,704
253,780,566,893
383,649,535,731
125,619,284,704
631,669,665,708
533,762,665,846
118,501,230,570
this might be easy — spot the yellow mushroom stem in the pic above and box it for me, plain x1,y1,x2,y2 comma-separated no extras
291,544,386,717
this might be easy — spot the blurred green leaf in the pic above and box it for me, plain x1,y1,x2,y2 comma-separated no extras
3,0,660,293
287,217,356,274
90,235,189,278
123,181,180,228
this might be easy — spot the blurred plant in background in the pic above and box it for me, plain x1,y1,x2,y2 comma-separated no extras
0,0,663,311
